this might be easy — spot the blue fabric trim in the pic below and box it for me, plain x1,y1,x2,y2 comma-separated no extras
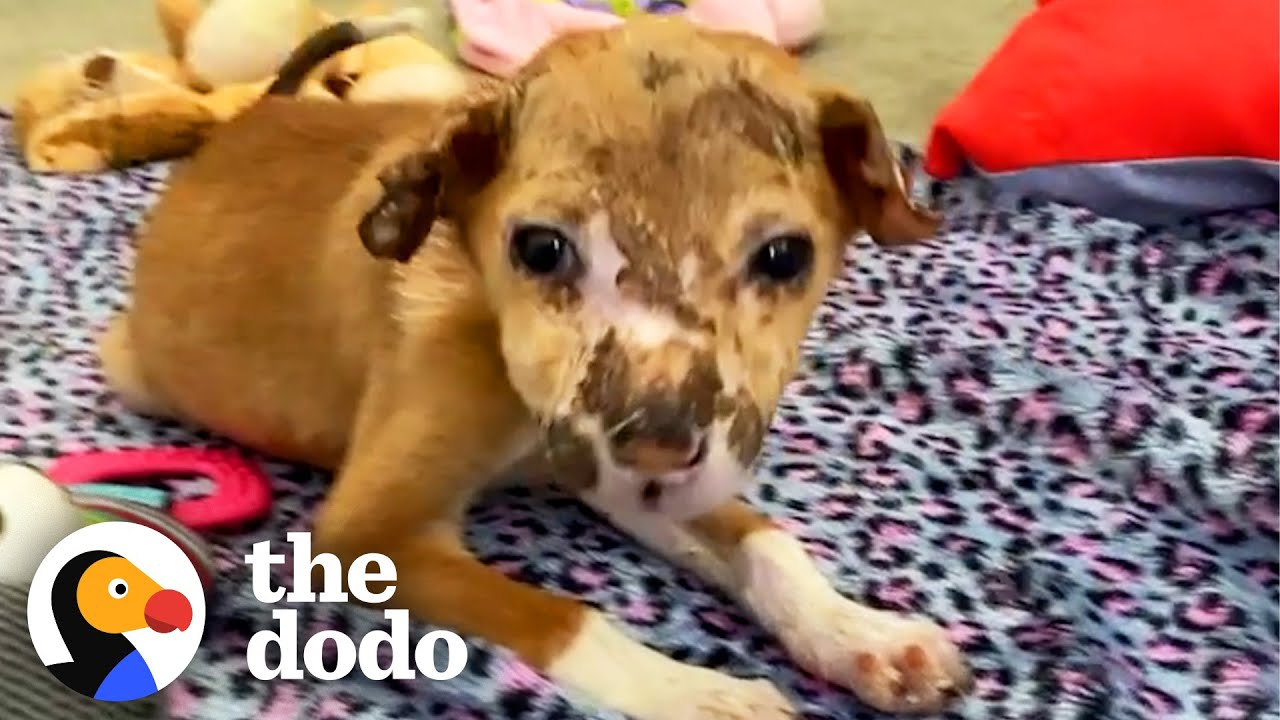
977,156,1280,225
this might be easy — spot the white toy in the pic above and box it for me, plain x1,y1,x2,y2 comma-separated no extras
0,464,87,586
164,0,462,101
169,0,325,89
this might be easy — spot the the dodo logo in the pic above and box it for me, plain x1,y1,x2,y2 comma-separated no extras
26,521,206,702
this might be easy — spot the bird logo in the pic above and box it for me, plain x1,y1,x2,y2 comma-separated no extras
26,521,206,702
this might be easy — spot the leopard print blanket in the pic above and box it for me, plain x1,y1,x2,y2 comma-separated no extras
1,115,1276,719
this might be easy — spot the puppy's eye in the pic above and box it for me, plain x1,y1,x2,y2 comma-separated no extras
747,233,814,284
510,224,581,279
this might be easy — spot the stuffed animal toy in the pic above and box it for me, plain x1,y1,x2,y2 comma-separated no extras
168,0,329,91
178,0,468,101
0,464,88,587
12,47,273,173
321,24,470,102
11,0,466,174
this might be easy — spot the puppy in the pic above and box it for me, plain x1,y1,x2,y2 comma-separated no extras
100,14,970,719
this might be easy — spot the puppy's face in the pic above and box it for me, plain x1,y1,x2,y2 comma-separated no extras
359,19,939,520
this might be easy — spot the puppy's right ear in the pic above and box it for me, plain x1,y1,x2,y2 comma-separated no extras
813,88,940,247
357,87,510,263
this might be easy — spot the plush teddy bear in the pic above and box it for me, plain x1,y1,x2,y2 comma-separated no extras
11,0,466,174
178,0,468,101
320,23,470,102
169,0,328,91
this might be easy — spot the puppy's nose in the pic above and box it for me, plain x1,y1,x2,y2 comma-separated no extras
612,431,707,476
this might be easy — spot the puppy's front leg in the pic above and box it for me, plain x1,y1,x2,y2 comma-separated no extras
312,361,793,720
588,498,972,715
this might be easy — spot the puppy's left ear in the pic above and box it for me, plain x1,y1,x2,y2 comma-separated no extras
814,89,940,246
357,83,510,262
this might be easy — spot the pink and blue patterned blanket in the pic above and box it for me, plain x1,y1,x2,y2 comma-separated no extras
1,114,1277,719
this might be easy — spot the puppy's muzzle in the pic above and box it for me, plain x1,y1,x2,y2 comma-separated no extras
610,426,708,476
603,389,711,476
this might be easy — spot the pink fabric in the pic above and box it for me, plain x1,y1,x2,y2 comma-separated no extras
687,0,826,49
448,0,825,78
448,0,623,78
685,0,779,44
762,0,825,49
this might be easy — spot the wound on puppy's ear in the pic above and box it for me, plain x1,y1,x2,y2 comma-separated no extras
82,54,117,87
357,157,442,263
357,90,511,263
815,90,941,246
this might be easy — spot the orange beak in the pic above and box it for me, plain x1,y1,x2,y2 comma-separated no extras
144,589,192,633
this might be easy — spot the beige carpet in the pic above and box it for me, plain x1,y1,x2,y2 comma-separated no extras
0,0,1031,146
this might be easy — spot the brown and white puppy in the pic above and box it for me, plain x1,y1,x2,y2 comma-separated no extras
100,15,970,719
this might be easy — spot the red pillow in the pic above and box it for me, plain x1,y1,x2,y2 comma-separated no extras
924,0,1279,224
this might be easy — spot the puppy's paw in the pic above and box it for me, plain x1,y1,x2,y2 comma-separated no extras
792,601,971,714
654,670,795,720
